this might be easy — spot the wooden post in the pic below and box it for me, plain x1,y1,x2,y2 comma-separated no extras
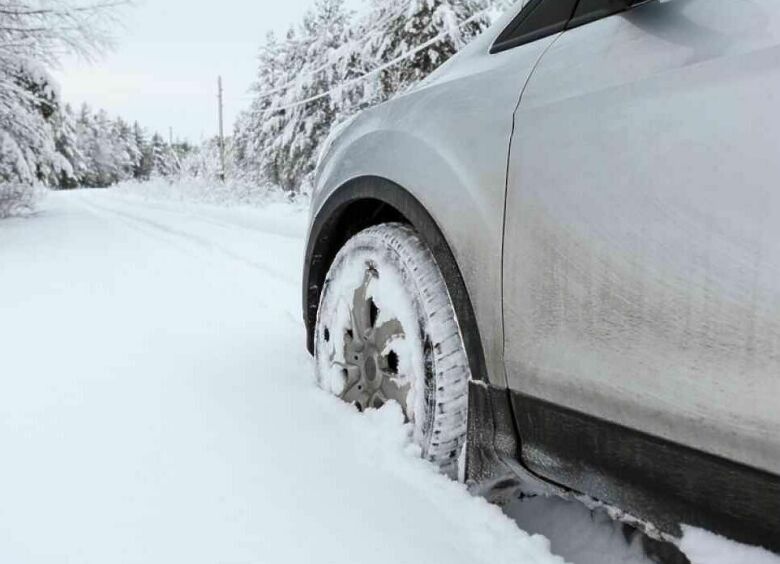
218,76,226,182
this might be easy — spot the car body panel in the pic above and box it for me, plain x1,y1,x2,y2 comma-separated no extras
504,0,780,474
310,11,560,388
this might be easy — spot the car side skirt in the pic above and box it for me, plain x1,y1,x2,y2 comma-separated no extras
508,390,780,552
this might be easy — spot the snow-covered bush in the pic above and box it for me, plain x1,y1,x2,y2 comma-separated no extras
179,137,228,181
112,177,292,209
0,183,44,218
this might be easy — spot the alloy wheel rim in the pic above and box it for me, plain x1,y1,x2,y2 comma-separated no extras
323,265,410,414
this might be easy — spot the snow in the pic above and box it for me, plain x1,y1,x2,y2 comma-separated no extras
0,183,44,218
680,527,780,564
2,187,777,564
505,496,655,564
0,189,561,564
112,178,296,209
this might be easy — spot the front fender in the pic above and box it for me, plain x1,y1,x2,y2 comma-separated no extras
303,175,489,387
307,116,507,387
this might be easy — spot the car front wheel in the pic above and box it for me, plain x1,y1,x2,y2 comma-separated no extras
314,222,471,476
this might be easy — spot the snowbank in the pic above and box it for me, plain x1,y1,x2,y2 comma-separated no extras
0,183,45,218
681,527,780,564
111,176,301,209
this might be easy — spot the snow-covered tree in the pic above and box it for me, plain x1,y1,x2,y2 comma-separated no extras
234,0,501,196
0,58,61,185
362,0,491,99
271,0,352,193
50,104,173,188
76,106,114,187
180,136,225,181
0,0,124,213
233,32,285,188
52,103,86,188
111,116,139,181
148,133,179,178
132,121,152,180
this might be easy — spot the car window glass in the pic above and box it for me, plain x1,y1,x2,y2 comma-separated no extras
569,0,636,29
491,0,579,54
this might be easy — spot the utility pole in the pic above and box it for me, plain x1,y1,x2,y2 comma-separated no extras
217,75,226,182
169,127,173,146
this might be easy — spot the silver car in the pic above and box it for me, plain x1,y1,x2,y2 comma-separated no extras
303,0,780,551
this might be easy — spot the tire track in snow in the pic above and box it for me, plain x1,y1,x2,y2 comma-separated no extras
96,193,304,241
76,195,295,287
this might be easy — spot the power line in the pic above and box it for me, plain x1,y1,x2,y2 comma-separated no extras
246,1,419,102
249,7,492,113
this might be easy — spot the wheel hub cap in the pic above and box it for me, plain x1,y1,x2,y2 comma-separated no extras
325,267,410,414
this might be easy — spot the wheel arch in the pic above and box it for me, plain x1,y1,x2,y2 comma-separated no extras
302,175,488,383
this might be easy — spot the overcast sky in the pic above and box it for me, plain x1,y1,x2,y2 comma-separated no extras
55,0,361,142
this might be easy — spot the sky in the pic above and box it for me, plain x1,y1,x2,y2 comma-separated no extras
55,0,362,143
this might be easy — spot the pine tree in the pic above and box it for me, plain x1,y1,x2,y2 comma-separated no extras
112,117,139,182
278,0,352,192
235,31,287,187
149,133,179,178
52,104,85,189
234,0,501,195
362,0,491,100
132,122,152,180
79,108,117,187
0,59,61,185
74,104,96,186
237,0,353,193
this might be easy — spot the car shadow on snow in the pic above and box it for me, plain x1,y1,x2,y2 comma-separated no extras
503,494,690,564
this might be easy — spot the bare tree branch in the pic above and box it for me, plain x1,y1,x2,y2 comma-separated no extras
0,0,129,64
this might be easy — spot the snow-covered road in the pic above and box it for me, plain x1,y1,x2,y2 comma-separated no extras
2,190,776,564
0,190,562,564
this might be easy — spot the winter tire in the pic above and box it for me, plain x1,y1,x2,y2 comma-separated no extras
315,223,471,476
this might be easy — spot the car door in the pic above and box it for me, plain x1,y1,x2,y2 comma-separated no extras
503,0,780,490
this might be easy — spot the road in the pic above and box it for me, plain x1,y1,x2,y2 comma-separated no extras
2,189,762,564
0,190,565,564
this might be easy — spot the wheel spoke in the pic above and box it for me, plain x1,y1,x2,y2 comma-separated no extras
374,318,404,352
369,389,388,410
351,268,374,336
342,382,366,410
